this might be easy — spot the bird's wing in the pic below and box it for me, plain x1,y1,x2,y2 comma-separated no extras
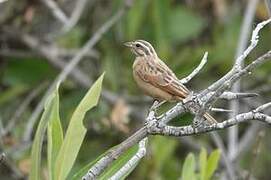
135,58,189,99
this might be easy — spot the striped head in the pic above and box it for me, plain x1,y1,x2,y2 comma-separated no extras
124,40,157,57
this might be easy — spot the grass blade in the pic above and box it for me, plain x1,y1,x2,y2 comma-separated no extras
47,85,63,180
30,85,59,180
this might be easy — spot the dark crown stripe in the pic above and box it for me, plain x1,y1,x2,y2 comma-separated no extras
136,40,156,56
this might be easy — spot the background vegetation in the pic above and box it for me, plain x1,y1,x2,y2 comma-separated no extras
0,0,270,179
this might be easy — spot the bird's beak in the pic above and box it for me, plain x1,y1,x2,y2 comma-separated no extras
124,41,133,48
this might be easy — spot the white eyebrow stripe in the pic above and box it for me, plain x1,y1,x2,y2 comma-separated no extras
136,40,157,57
135,41,151,56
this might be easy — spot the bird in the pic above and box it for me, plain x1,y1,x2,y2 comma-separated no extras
124,39,217,124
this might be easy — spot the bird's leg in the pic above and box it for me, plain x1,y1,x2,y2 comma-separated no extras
149,100,167,120
149,100,166,116
150,100,159,111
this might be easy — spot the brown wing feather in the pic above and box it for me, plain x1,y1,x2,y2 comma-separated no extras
135,57,189,99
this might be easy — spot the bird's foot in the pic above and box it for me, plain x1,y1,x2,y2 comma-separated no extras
150,100,166,111
150,100,160,112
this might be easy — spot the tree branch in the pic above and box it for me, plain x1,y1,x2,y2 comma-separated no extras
108,138,147,180
82,19,271,179
40,0,68,24
180,52,208,84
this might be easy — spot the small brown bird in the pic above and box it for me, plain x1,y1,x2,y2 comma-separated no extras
124,39,217,124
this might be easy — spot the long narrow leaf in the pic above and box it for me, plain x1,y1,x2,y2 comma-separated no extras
54,73,105,180
30,85,59,180
181,153,196,180
47,85,63,180
199,148,207,180
206,150,221,179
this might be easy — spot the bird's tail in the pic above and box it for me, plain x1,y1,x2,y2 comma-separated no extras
203,113,217,124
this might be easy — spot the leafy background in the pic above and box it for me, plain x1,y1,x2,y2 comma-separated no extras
0,0,271,179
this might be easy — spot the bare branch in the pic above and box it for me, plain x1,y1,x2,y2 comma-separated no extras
211,132,235,180
255,102,271,112
211,108,233,113
82,127,148,180
0,47,99,60
149,112,271,136
3,83,46,136
108,138,148,180
61,0,89,34
199,50,271,116
201,18,271,96
229,0,259,161
232,123,261,161
219,92,258,100
40,0,68,24
180,52,208,84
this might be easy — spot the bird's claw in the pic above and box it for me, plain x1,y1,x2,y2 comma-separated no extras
150,100,160,112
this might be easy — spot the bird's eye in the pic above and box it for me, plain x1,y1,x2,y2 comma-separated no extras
135,43,141,48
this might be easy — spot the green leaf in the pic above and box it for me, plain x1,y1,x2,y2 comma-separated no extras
99,144,139,180
54,73,105,180
199,148,207,180
168,6,205,43
181,153,196,180
47,85,63,180
30,86,59,180
206,150,221,179
3,58,54,86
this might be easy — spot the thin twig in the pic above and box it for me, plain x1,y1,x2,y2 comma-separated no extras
40,0,68,24
219,92,258,100
211,108,233,113
229,0,259,161
233,123,261,161
180,52,208,84
245,130,265,180
211,132,235,180
61,0,89,34
150,111,271,137
0,47,99,59
3,83,47,136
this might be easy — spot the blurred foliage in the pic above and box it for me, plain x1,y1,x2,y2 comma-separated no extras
0,0,271,179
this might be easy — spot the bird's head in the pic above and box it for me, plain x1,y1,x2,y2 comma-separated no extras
124,40,157,57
